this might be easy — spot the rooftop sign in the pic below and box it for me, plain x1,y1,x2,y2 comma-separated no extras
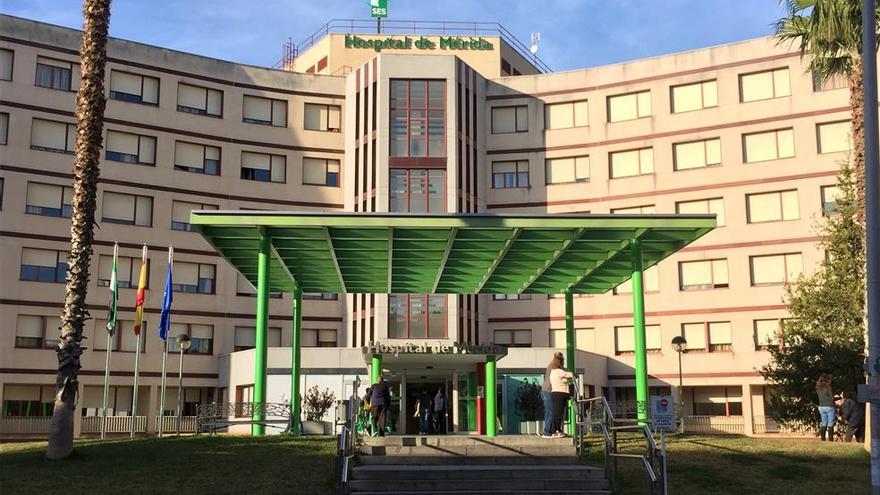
365,341,507,357
369,0,388,18
344,34,494,53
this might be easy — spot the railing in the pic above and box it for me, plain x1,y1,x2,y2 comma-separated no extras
155,416,198,433
576,396,667,495
681,415,744,435
336,376,360,495
195,402,291,434
0,416,51,434
81,416,147,434
752,415,815,435
280,19,551,73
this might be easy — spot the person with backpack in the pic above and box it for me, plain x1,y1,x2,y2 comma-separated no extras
414,389,433,434
369,376,391,437
433,389,448,434
835,393,865,443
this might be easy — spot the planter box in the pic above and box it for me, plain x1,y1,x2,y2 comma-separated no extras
302,420,330,435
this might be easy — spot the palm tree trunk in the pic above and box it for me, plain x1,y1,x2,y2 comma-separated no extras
849,54,866,229
46,0,112,460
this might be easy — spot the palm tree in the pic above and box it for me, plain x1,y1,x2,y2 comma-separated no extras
775,0,878,227
46,0,112,460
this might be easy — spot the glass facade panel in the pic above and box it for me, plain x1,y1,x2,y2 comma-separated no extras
389,79,445,158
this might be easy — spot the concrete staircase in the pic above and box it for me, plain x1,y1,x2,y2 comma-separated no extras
350,435,610,495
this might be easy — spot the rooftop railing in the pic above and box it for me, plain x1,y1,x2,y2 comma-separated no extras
280,19,551,73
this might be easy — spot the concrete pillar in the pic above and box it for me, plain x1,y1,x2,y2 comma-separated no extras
146,384,158,434
741,384,754,436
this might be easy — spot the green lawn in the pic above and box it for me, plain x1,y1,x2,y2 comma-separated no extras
0,436,336,495
585,434,869,495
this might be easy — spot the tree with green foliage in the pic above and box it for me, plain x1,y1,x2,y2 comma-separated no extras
760,161,865,427
514,378,544,422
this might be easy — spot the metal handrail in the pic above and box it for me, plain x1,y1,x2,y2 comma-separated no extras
336,376,361,495
286,19,552,73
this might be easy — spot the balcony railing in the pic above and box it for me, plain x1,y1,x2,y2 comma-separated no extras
156,415,198,433
279,19,551,73
81,415,147,434
0,416,51,434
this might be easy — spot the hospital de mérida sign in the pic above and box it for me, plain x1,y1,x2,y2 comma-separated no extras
345,34,494,53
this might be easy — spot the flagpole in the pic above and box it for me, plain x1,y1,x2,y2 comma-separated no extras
158,246,173,438
130,244,148,439
101,243,119,440
131,330,141,438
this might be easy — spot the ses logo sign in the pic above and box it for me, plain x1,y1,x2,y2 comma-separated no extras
369,0,388,18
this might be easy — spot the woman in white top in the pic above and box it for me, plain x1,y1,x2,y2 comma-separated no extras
548,354,574,438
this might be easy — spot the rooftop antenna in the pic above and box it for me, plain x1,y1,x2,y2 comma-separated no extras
530,32,541,56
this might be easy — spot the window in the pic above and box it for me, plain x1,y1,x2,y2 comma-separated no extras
0,49,12,81
109,70,159,105
609,148,654,178
681,322,707,352
545,100,588,129
754,319,787,350
172,261,215,294
172,200,218,231
692,387,743,416
0,112,8,145
35,56,79,91
679,259,729,290
607,90,651,122
303,157,341,187
739,68,790,102
92,319,146,352
101,191,153,226
673,138,721,170
615,325,661,355
241,151,286,183
388,294,447,339
234,326,282,351
492,160,529,188
548,328,596,352
746,190,799,223
390,80,446,158
303,293,339,300
743,128,795,163
304,103,341,132
676,198,726,227
167,323,213,354
750,253,803,286
494,329,532,348
493,294,532,300
302,329,337,347
611,204,655,214
821,185,841,215
30,118,75,154
670,80,717,113
16,315,60,349
174,141,220,175
25,182,73,218
492,105,528,133
235,273,282,298
242,95,287,127
817,121,851,154
545,155,589,184
681,322,732,352
614,265,660,294
177,82,223,117
389,169,446,212
813,72,848,92
235,385,254,415
97,254,148,288
708,322,733,352
2,385,55,417
105,130,156,165
20,248,68,283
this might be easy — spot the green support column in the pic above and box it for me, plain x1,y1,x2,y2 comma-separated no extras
370,354,382,384
290,287,303,436
252,230,271,437
630,239,649,426
485,355,497,437
467,371,477,431
564,290,576,436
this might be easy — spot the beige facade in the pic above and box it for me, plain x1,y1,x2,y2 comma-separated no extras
0,14,852,436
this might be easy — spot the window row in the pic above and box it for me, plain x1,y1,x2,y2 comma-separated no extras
489,66,846,133
490,121,850,186
0,50,341,130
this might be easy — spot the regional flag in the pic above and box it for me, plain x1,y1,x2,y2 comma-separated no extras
106,243,119,335
156,247,174,342
133,245,148,336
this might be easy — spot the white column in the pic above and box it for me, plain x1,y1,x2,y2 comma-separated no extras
452,371,460,433
399,371,407,434
741,384,755,436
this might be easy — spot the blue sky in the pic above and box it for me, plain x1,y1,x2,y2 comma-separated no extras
4,0,788,71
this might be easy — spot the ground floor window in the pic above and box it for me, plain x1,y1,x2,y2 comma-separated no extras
389,294,447,339
3,384,55,417
235,384,254,417
691,386,743,416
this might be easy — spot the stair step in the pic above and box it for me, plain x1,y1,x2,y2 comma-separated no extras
361,435,574,447
352,491,612,495
348,479,610,492
357,455,580,466
357,445,575,457
351,465,605,481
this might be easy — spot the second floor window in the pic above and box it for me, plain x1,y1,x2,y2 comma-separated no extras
610,148,653,178
105,130,156,165
234,326,282,351
671,80,717,113
303,329,337,347
615,324,661,355
673,138,721,170
747,190,799,223
241,151,286,183
750,253,803,286
101,191,153,226
172,262,215,294
389,294,447,339
177,82,223,117
821,185,841,215
242,95,287,127
174,141,221,175
494,329,532,348
817,121,852,154
172,200,218,231
168,323,214,354
676,197,726,226
31,118,75,154
25,182,72,218
743,128,795,163
0,49,12,81
97,254,147,288
679,259,729,291
302,158,341,187
16,315,60,349
740,68,790,102
545,100,588,129
304,103,341,132
390,79,446,158
109,70,159,105
35,56,79,92
492,105,528,133
389,169,446,213
20,248,68,283
607,90,651,122
492,160,529,188
546,156,589,184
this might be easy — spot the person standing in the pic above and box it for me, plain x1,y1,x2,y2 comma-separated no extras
433,389,448,434
370,376,391,437
549,354,574,438
815,374,835,441
835,393,865,443
542,352,563,439
415,389,432,435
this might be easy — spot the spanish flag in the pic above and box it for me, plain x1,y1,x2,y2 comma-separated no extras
133,245,148,335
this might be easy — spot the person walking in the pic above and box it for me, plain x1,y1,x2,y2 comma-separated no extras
816,374,835,441
835,393,865,443
549,354,574,438
433,389,448,434
415,389,432,434
370,376,391,437
542,352,563,439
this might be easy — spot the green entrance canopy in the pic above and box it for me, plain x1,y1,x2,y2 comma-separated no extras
190,212,715,295
190,211,715,438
